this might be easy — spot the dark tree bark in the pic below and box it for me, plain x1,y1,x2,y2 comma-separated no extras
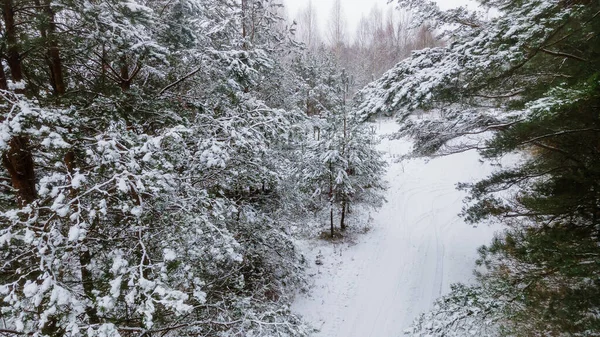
0,16,6,90
3,0,24,94
340,200,347,230
330,204,334,238
79,248,101,325
120,55,131,91
36,0,66,96
2,136,36,206
0,61,8,90
2,0,37,206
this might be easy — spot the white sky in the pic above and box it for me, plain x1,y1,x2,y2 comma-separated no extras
282,0,393,35
281,0,474,36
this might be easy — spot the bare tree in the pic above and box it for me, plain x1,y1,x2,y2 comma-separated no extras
395,9,413,57
297,0,320,50
314,2,441,95
355,15,370,50
326,0,347,57
413,23,437,50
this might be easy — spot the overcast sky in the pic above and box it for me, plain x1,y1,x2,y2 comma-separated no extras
281,0,475,36
282,0,392,35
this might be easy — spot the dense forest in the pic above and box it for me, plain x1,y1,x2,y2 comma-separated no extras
0,0,389,335
1,0,599,336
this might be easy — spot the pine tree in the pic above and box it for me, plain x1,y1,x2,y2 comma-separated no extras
357,0,600,335
0,1,311,336
292,52,385,237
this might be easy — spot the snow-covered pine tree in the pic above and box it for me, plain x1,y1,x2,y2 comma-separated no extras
356,0,600,335
0,1,311,336
291,51,385,237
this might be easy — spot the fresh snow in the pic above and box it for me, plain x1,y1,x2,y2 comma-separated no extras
293,118,501,337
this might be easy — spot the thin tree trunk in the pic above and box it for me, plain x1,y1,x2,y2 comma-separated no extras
306,92,310,115
36,0,65,96
79,249,101,324
340,200,346,231
329,160,334,238
0,8,6,91
120,55,131,91
119,55,135,127
241,0,248,49
340,74,348,232
330,203,334,238
0,61,8,90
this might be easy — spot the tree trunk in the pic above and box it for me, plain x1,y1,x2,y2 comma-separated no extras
120,55,131,91
0,61,8,90
37,0,65,96
241,0,248,48
79,248,101,324
330,203,334,238
3,0,24,94
2,0,37,206
2,136,36,206
340,200,346,231
329,160,334,238
340,74,348,232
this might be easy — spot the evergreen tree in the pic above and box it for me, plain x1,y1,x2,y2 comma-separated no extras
357,0,600,335
292,52,385,237
0,1,311,336
0,0,388,335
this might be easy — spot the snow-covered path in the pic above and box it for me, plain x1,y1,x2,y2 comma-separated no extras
292,119,500,337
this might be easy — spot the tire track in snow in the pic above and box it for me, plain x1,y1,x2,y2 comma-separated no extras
292,120,499,337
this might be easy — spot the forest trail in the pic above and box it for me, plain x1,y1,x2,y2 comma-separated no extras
292,118,500,337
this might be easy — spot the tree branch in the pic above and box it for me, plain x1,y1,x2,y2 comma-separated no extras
539,48,588,62
158,65,203,96
0,329,28,335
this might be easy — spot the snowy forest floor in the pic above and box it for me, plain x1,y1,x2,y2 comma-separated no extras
292,118,502,337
